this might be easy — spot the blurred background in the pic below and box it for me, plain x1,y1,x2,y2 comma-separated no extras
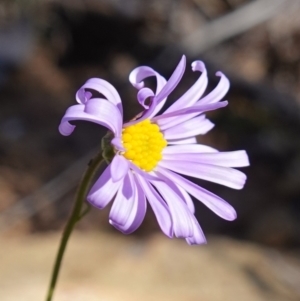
1,0,300,300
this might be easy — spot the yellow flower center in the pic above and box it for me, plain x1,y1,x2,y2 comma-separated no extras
121,119,167,172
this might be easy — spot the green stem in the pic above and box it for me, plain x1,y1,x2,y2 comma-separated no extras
45,152,104,301
77,203,91,222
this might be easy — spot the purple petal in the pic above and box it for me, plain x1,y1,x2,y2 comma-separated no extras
157,70,228,130
158,111,197,131
110,155,129,182
153,101,228,122
157,167,237,221
111,172,147,234
135,173,173,238
137,88,155,109
123,97,158,127
84,98,123,135
129,66,167,91
85,91,92,101
167,137,197,145
59,118,75,135
152,173,206,244
159,160,247,190
87,164,122,209
109,173,134,226
59,100,122,136
76,88,85,103
129,65,167,117
164,61,208,114
197,72,230,105
163,115,214,140
163,144,218,154
76,78,123,113
128,161,163,182
185,216,207,245
111,137,125,151
154,55,186,105
175,184,195,213
125,56,189,125
76,88,92,104
150,176,194,238
163,150,249,167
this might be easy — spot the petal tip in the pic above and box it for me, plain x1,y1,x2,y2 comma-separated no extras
222,100,229,107
191,60,205,72
58,123,75,136
86,195,103,209
86,195,95,205
241,151,250,167
180,54,187,66
215,71,224,77
222,206,237,221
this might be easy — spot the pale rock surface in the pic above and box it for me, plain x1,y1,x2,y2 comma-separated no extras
0,232,299,301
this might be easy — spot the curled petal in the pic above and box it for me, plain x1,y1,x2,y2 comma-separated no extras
135,173,173,238
76,88,92,104
159,70,228,130
129,66,168,117
87,164,122,209
164,60,208,114
59,119,75,136
85,91,92,101
110,155,129,182
137,88,154,109
123,97,158,127
154,55,186,105
157,167,237,221
76,88,85,103
84,98,123,135
127,55,186,123
76,78,123,114
198,72,230,105
59,100,122,136
129,66,167,91
159,160,247,190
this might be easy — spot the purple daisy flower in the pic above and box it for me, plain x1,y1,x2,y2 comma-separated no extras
59,55,249,245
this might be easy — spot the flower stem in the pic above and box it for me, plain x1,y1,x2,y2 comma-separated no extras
45,151,104,301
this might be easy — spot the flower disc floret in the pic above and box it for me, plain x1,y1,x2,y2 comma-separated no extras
122,119,167,172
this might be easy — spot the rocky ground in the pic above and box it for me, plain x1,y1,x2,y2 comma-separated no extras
1,232,300,301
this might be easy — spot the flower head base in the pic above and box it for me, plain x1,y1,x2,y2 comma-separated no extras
59,55,249,245
122,119,167,172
